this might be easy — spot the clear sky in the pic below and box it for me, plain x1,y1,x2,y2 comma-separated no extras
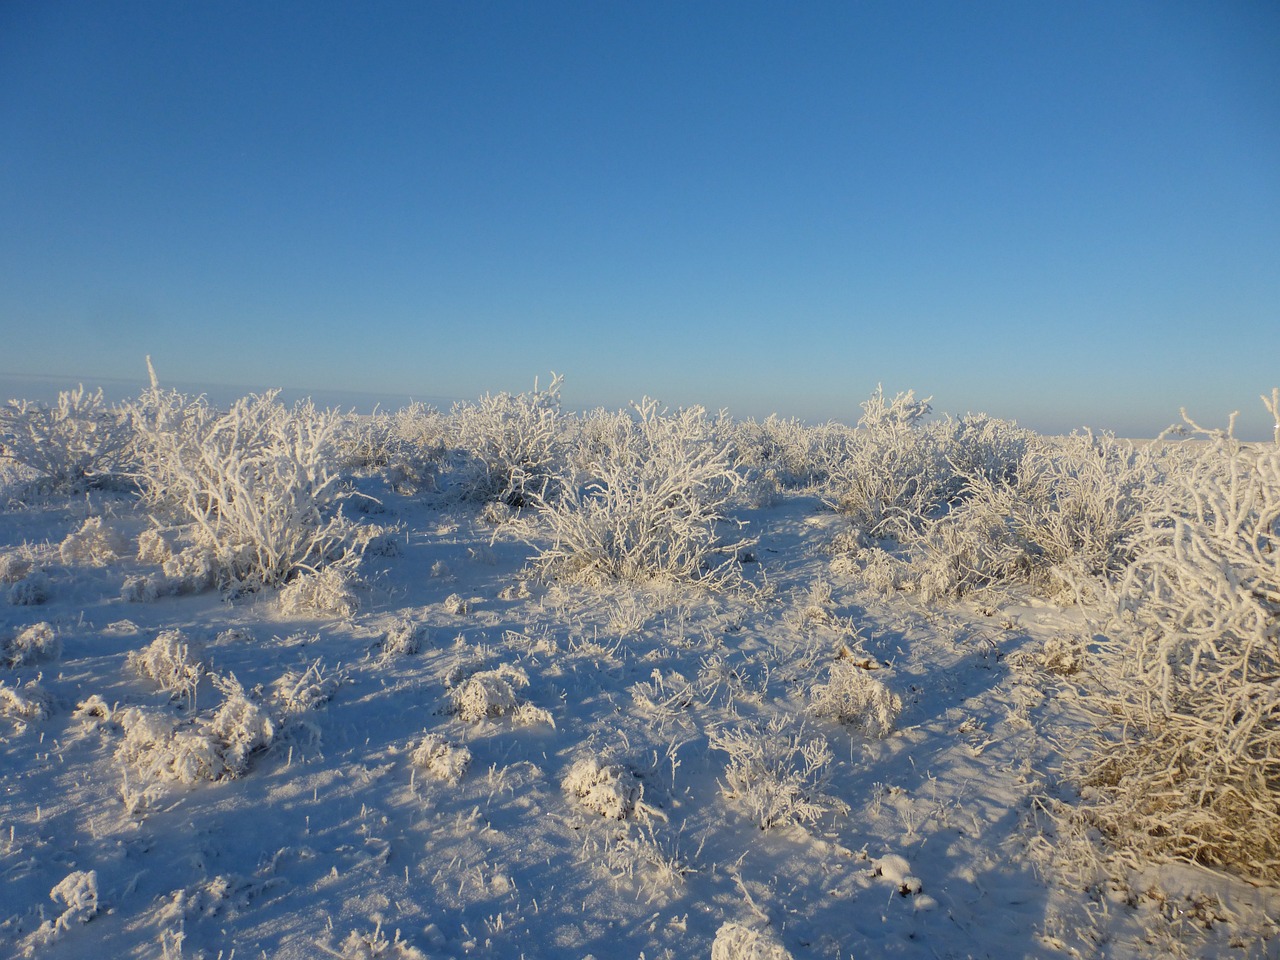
2,1,1277,437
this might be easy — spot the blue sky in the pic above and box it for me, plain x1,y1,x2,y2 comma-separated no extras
2,1,1277,436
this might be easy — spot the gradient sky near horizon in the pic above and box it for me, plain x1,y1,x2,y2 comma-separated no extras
2,1,1277,436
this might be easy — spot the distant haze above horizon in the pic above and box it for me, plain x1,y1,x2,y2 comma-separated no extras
2,2,1276,439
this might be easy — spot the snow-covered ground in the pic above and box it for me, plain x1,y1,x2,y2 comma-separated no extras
1,394,1278,960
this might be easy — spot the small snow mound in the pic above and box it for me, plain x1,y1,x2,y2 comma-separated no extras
874,853,923,895
710,921,792,960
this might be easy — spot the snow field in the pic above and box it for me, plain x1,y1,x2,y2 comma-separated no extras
0,379,1277,958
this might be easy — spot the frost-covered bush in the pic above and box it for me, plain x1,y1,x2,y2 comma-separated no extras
447,664,553,725
116,674,275,784
116,708,229,784
710,717,848,829
451,374,566,507
206,674,277,776
0,550,33,583
562,756,646,820
7,570,51,606
808,659,902,738
4,621,59,667
127,630,206,705
0,385,129,489
128,387,359,590
711,921,793,960
1073,402,1280,882
277,566,359,618
0,678,52,726
914,433,1160,602
60,516,128,566
381,619,427,657
271,658,343,718
826,386,950,539
534,398,752,587
730,414,839,491
410,733,471,784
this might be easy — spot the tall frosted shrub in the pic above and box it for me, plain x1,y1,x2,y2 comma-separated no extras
0,385,129,489
128,387,355,590
534,398,751,586
1073,397,1280,882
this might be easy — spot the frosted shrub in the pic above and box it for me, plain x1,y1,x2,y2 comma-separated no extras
730,414,838,491
127,630,207,705
448,664,553,725
1074,401,1280,882
535,398,752,587
0,550,33,583
0,385,129,489
917,433,1160,602
410,733,471,784
711,921,793,960
562,756,645,820
826,386,950,539
116,675,275,784
809,659,902,738
710,717,848,829
271,659,343,717
382,619,427,657
4,620,59,667
930,412,1029,498
0,679,52,726
59,516,128,566
7,570,51,606
128,387,359,590
277,566,359,618
117,708,228,784
206,674,276,776
452,373,566,507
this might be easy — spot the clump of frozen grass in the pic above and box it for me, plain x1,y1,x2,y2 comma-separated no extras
127,382,360,591
562,756,646,820
127,630,207,706
8,570,51,606
447,664,553,726
206,674,276,776
0,679,52,728
277,566,359,618
20,869,102,951
116,708,229,784
381,619,427,657
808,659,902,738
1071,397,1280,883
338,922,429,960
0,550,33,583
451,373,566,507
711,921,793,960
0,385,129,490
271,659,344,718
534,398,752,588
410,733,471,784
710,717,848,830
4,621,59,667
115,674,277,786
59,516,128,566
442,592,470,615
